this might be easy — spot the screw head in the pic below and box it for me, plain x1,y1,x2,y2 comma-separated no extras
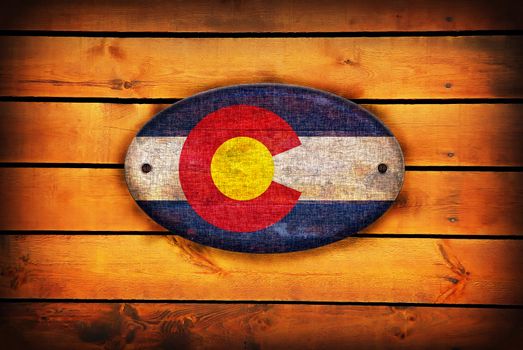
378,163,388,173
141,163,152,173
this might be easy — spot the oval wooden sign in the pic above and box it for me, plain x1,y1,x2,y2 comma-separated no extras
125,84,404,253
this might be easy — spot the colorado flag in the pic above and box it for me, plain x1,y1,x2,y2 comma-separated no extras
125,84,404,253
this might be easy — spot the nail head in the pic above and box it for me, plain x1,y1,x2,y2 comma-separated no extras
141,163,152,173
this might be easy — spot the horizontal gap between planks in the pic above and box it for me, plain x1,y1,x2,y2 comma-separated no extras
0,298,521,309
0,163,124,169
3,232,522,240
0,30,522,38
1,96,523,104
1,163,522,172
355,233,523,240
406,166,523,172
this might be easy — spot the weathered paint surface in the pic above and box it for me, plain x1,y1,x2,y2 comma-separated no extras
125,84,404,252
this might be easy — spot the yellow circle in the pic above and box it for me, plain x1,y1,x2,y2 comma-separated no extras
211,136,274,201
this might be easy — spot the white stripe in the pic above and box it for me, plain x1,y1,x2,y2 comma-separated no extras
125,137,187,201
273,137,403,201
125,136,403,201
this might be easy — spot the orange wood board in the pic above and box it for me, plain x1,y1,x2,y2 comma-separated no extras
1,102,522,166
1,36,522,99
1,235,522,304
0,168,521,235
0,0,522,32
0,303,522,349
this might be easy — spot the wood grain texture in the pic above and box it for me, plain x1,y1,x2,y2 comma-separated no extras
0,0,522,32
1,36,522,99
0,1,522,347
1,102,522,166
0,168,521,235
0,235,522,303
0,303,522,349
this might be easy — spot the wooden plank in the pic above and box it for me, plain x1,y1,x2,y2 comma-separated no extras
0,168,521,235
370,104,523,167
0,235,522,303
0,303,522,349
0,0,522,32
1,36,522,99
1,102,522,166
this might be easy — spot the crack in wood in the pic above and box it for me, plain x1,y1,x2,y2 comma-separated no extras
167,235,225,275
436,241,471,302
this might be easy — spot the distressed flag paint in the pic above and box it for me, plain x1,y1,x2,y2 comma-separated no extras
125,84,404,253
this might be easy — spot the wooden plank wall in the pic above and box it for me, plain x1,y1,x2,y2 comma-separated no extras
0,1,522,348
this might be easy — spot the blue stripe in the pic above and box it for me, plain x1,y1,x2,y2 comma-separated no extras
137,84,392,137
137,200,393,253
